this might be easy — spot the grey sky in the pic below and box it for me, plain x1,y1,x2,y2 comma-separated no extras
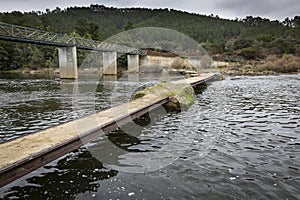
0,0,299,21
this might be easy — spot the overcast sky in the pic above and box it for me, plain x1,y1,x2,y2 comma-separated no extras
0,0,299,21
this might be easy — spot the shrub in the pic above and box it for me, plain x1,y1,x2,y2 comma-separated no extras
233,37,255,50
237,47,258,60
265,55,278,62
171,57,186,69
258,54,300,73
268,38,295,54
201,55,213,69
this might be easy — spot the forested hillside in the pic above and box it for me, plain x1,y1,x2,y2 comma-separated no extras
0,4,299,70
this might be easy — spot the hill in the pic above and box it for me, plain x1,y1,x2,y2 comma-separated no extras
0,4,299,71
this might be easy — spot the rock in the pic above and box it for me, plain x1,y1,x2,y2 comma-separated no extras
134,82,195,112
165,85,195,111
29,70,37,74
230,65,239,70
22,68,30,73
242,64,253,69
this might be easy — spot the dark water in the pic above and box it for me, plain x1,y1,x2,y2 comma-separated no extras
0,73,170,143
0,73,299,199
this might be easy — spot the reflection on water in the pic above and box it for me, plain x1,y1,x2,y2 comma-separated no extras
1,148,118,200
0,74,299,199
0,72,178,143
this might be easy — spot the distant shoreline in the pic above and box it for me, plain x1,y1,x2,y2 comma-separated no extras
214,54,300,76
1,68,298,77
1,54,299,77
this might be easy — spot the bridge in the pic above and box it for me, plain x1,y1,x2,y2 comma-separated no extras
0,22,147,78
0,22,222,188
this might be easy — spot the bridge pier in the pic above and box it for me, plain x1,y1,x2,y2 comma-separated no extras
103,51,117,75
127,54,139,73
58,47,78,79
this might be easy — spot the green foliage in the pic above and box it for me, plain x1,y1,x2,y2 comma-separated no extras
0,45,9,70
124,21,134,31
74,19,102,40
292,16,300,27
0,5,299,70
233,37,255,50
256,34,273,43
134,82,195,111
268,38,295,54
237,47,261,60
202,43,224,54
117,54,128,69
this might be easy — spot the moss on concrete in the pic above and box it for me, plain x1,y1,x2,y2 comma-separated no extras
134,82,195,111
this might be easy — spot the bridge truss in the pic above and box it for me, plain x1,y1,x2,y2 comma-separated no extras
0,22,146,55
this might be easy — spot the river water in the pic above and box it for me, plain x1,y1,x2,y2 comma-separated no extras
0,73,299,199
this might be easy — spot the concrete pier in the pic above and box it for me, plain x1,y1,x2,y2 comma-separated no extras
0,73,219,187
127,55,139,73
58,47,78,79
103,51,117,75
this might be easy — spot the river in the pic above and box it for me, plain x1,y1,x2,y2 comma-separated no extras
0,73,299,199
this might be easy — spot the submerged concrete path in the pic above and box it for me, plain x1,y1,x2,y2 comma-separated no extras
0,73,218,187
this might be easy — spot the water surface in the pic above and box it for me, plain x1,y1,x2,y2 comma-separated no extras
0,74,299,199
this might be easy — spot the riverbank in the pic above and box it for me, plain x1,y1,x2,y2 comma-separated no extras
1,54,299,76
0,67,60,75
215,54,300,76
0,68,103,75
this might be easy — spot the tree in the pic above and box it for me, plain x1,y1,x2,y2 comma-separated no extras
0,46,9,70
233,37,255,50
242,16,263,27
268,38,295,54
74,19,101,40
256,34,272,43
238,47,264,60
0,5,299,71
29,46,44,69
52,7,61,13
292,16,300,27
124,21,134,31
282,17,292,27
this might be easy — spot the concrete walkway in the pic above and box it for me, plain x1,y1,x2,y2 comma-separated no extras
0,73,218,187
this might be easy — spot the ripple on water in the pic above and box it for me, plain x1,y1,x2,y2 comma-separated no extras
0,74,299,199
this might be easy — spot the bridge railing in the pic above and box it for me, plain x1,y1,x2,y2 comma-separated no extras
0,22,74,44
0,22,146,55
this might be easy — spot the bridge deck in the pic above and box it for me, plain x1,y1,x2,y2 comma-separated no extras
0,22,146,55
0,73,218,187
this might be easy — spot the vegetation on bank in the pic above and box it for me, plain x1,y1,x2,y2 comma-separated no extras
218,54,300,75
0,4,299,74
258,54,300,73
